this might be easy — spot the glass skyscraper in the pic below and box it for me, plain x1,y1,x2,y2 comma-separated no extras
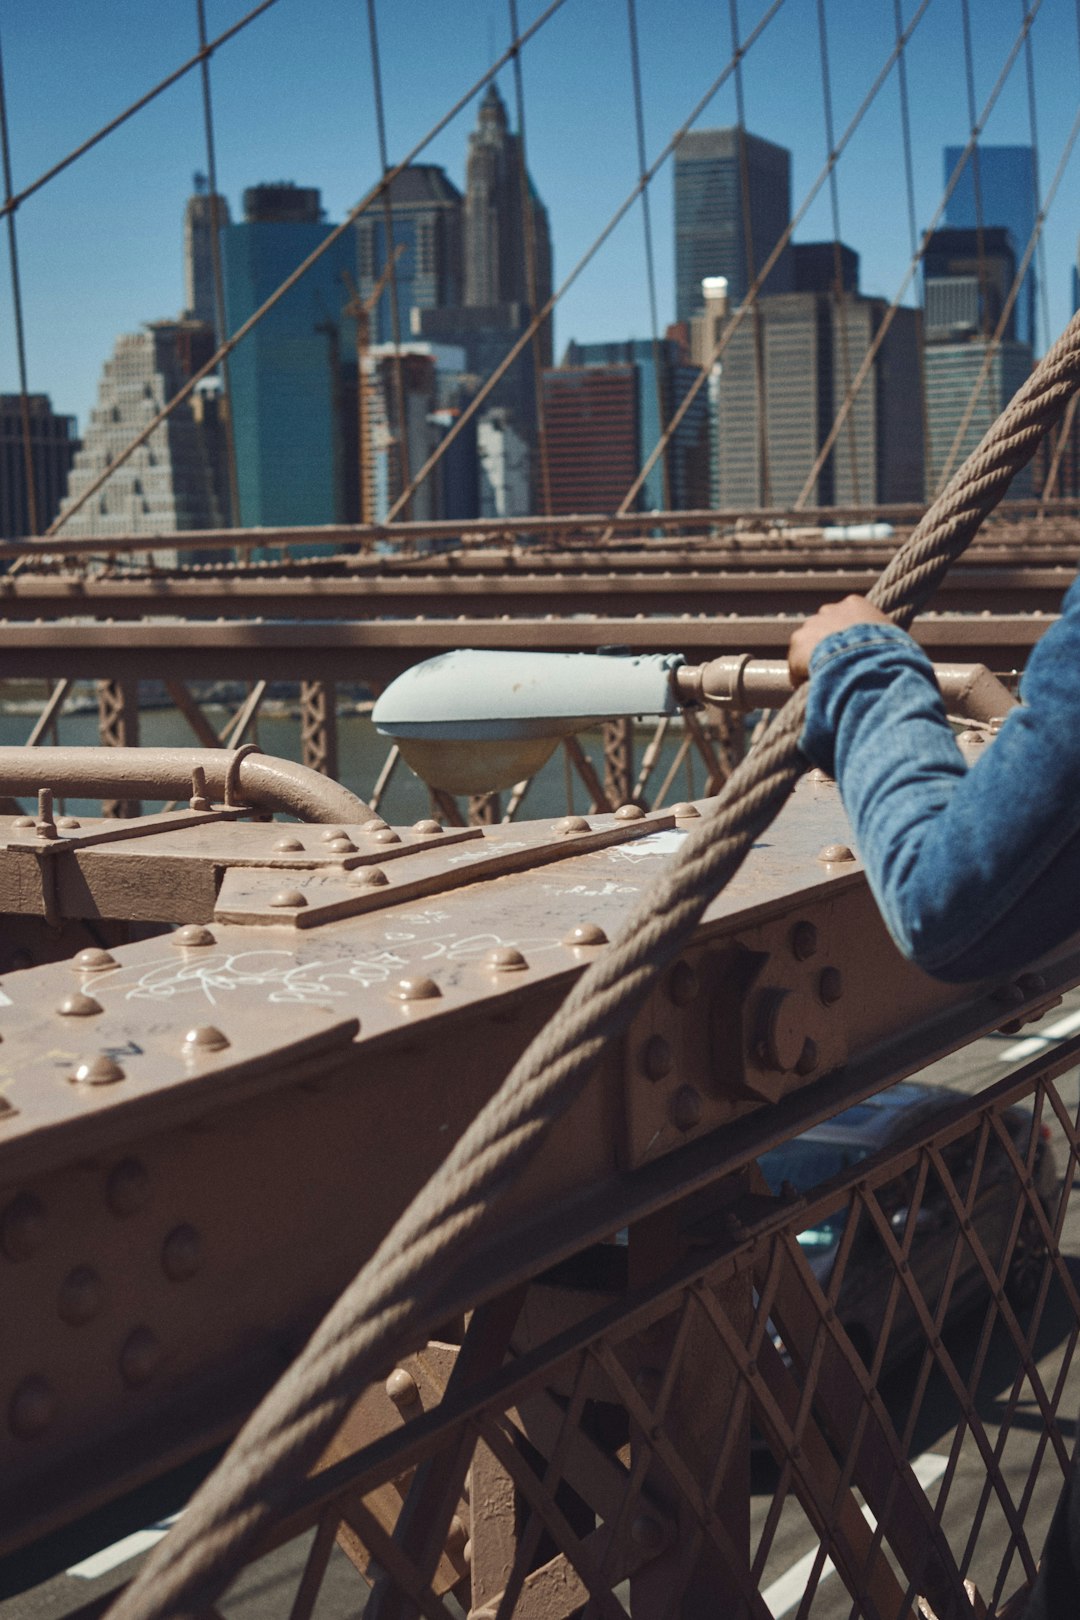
943,145,1037,350
673,128,793,325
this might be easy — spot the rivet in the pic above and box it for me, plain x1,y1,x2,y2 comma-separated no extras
366,818,390,832
57,817,80,829
993,982,1026,1006
385,1367,420,1408
795,1038,818,1076
162,1224,202,1282
273,836,304,852
754,988,804,1072
553,815,590,834
614,803,645,820
1,1192,46,1261
391,977,441,1002
319,827,346,843
172,924,215,948
561,922,608,947
1018,972,1047,997
71,1055,125,1086
183,1025,229,1054
71,948,118,973
269,889,307,909
120,1326,162,1387
818,966,843,1005
11,816,33,829
669,1085,702,1132
57,992,103,1017
484,946,528,972
462,1538,473,1566
630,1515,665,1551
412,818,442,835
640,1034,673,1082
58,1265,103,1325
957,729,985,746
818,843,855,863
790,921,818,961
666,959,699,1006
807,768,832,783
350,866,389,887
670,802,701,819
9,1377,56,1440
372,828,401,845
106,1158,150,1218
326,837,357,854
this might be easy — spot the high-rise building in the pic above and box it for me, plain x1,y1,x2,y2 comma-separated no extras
0,395,78,538
712,290,923,506
463,82,553,366
561,338,710,510
363,342,475,522
542,363,638,514
357,166,463,346
923,227,1017,341
943,145,1037,349
56,321,228,549
183,175,231,332
477,408,530,517
674,128,793,325
923,341,1033,498
222,183,355,531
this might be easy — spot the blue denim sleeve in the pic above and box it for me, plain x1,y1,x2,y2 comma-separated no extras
799,576,1080,981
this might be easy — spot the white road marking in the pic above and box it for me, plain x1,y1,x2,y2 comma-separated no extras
998,1006,1080,1063
67,1512,182,1580
761,1452,948,1619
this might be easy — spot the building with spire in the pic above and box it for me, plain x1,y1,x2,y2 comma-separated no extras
183,174,231,333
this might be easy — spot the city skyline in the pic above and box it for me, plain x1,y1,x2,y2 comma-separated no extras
4,1,1080,439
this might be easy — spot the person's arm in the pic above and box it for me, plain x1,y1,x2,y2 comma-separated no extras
789,582,1080,982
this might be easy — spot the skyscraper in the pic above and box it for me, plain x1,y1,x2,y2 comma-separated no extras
0,395,77,538
183,175,231,332
222,183,355,531
356,166,463,346
674,128,793,325
943,145,1037,349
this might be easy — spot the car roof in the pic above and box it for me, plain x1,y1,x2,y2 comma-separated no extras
805,1080,963,1150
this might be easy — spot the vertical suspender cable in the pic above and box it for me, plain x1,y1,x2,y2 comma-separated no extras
1021,0,1051,356
817,0,861,506
508,0,553,520
730,0,771,507
959,0,992,350
195,0,241,532
0,31,38,536
365,0,412,521
626,0,672,514
1034,0,1080,509
893,0,931,508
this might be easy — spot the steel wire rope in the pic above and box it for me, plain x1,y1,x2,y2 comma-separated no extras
384,0,791,523
960,0,993,346
612,0,937,527
1038,0,1080,508
194,0,241,531
508,0,554,521
933,83,1080,494
0,0,279,224
791,0,1041,511
627,0,672,514
365,0,412,522
0,27,38,536
43,0,571,537
816,0,861,507
1021,0,1052,354
892,0,932,519
730,0,772,508
103,304,1080,1620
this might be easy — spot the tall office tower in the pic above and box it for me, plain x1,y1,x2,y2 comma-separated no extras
57,321,227,549
561,338,710,510
0,395,78,537
183,175,231,331
712,290,923,506
923,341,1033,498
542,364,638,513
478,408,530,517
363,343,476,522
222,183,355,532
674,128,793,325
923,227,1017,341
463,83,554,366
943,146,1037,348
357,166,463,346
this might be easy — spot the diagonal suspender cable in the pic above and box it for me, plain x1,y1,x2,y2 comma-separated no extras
104,306,1080,1620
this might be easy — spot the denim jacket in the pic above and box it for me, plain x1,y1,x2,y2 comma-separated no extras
799,573,1080,983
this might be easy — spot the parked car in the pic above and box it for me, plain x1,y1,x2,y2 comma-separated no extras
757,1080,1058,1368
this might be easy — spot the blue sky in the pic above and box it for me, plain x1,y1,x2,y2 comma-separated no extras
3,0,1080,432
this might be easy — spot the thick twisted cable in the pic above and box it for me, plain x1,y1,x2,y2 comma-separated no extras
107,310,1080,1620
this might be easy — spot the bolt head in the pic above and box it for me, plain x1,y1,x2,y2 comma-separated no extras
790,921,818,961
319,827,346,843
371,828,401,845
57,992,103,1017
269,889,307,909
391,976,441,1002
9,1377,56,1440
273,837,305,853
162,1224,202,1281
670,802,701,819
561,922,608,947
326,837,357,854
553,815,590,835
183,1025,229,1054
350,865,389,887
58,1265,104,1326
11,816,33,829
71,948,118,973
71,1055,126,1086
484,946,528,972
385,1367,420,1408
818,843,855,864
666,959,699,1006
614,803,645,820
818,967,843,1005
35,822,59,840
412,819,443,835
172,924,215,948
57,817,80,830
120,1326,162,1387
669,1085,703,1132
640,1034,673,1083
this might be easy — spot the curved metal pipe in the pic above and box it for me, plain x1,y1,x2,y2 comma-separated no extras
681,655,1018,724
0,746,376,824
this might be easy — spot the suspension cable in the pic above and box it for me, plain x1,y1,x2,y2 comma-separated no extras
45,0,571,536
730,0,771,507
959,0,992,344
817,0,860,505
791,0,1041,511
509,0,554,519
893,0,931,513
0,27,37,535
1021,0,1052,354
1037,0,1080,506
195,0,240,531
626,0,671,513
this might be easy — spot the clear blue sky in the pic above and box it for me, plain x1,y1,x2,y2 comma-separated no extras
3,0,1080,433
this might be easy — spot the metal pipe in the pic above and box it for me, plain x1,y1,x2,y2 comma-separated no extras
0,746,375,824
680,655,1018,724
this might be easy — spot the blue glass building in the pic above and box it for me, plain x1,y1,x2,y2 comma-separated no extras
223,184,355,533
943,145,1037,350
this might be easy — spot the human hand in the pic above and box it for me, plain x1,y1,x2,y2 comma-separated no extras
788,595,892,686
